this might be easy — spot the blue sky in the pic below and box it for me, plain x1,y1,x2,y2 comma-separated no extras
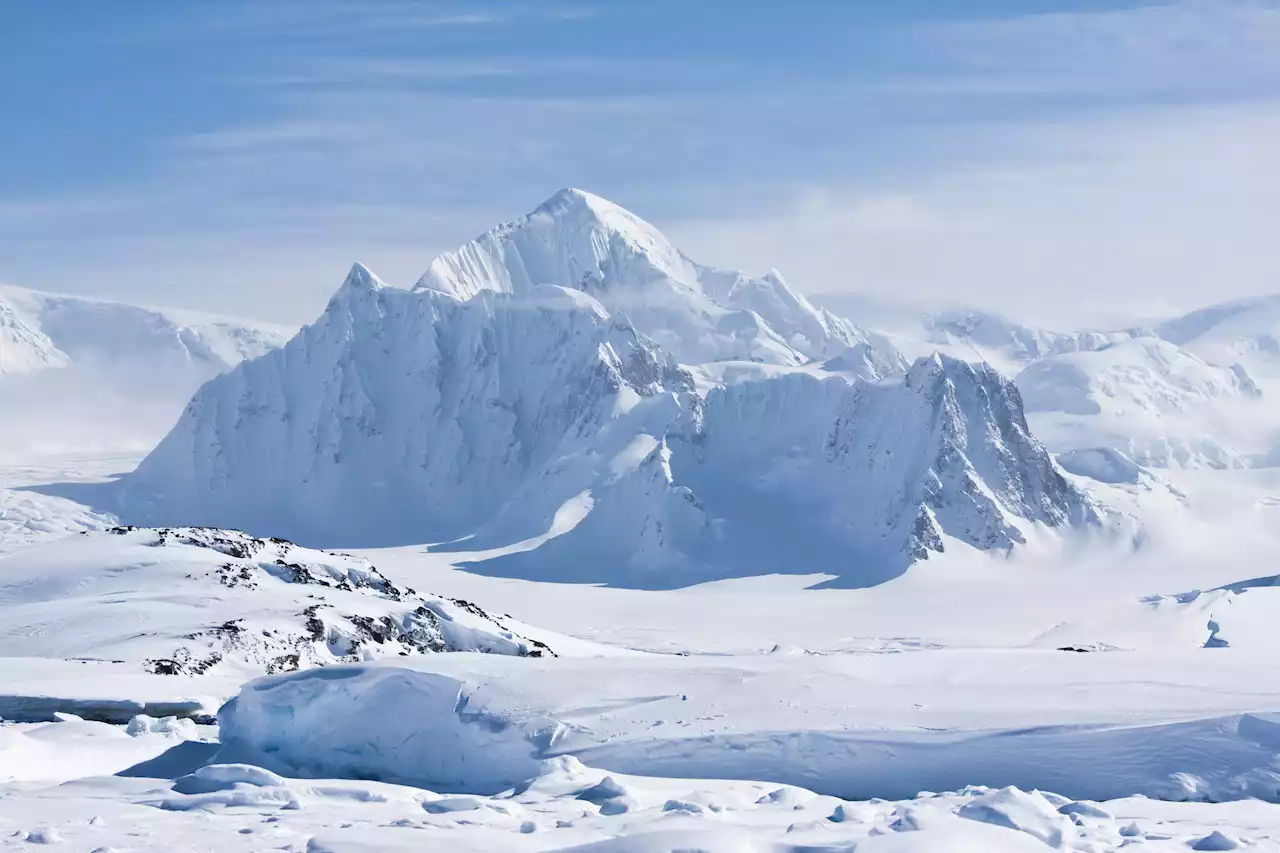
5,1,1280,324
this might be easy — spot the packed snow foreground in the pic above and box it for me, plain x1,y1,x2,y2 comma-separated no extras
13,190,1280,849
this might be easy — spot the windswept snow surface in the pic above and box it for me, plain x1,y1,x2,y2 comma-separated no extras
116,192,1094,585
0,453,124,555
1,714,214,784
6,751,1274,852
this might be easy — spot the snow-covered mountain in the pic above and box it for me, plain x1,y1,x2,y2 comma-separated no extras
1018,338,1265,470
887,309,1275,471
0,285,292,378
1157,295,1280,376
0,295,68,374
123,264,698,549
0,286,294,461
1019,338,1260,418
117,191,1096,587
0,526,558,680
418,188,897,367
915,310,1148,377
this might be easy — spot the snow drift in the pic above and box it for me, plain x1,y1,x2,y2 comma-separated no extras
219,651,1280,802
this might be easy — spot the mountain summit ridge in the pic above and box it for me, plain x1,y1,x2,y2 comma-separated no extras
415,188,891,367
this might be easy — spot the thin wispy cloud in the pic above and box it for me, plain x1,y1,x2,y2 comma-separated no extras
252,56,734,92
911,1,1280,97
3,0,1280,326
174,1,603,39
673,102,1280,326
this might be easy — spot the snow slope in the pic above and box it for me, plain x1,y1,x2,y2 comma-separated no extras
117,193,1095,585
0,526,568,685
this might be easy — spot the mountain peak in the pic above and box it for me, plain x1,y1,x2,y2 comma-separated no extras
411,190,887,365
535,187,618,215
342,262,384,292
524,187,675,260
415,188,693,308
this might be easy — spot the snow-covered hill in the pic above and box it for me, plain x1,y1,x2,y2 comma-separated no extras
0,526,559,681
1018,338,1260,417
116,192,1094,586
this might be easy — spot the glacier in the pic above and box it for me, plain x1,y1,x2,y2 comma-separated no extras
116,190,1096,587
